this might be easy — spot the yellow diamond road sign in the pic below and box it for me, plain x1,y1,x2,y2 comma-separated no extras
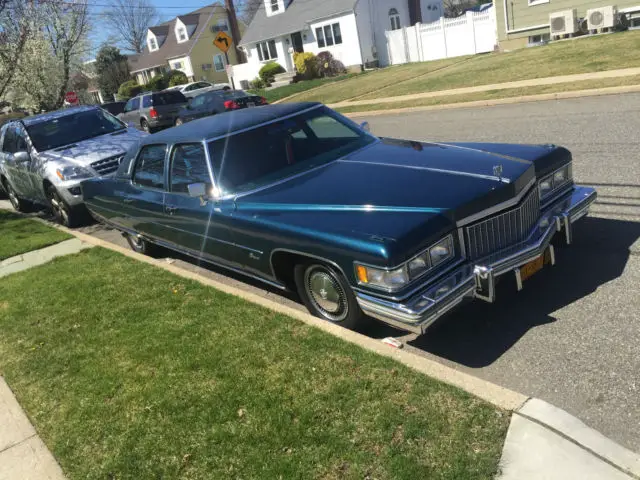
214,31,232,53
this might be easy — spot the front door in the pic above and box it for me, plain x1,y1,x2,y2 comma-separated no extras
291,32,304,53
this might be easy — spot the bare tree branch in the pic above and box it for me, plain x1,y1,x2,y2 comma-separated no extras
0,0,34,98
102,0,159,54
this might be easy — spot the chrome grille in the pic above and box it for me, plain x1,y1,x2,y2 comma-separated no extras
91,155,124,176
465,188,540,260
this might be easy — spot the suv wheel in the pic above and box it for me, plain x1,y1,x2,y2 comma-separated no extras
47,185,81,228
294,262,366,330
4,180,30,212
140,119,151,133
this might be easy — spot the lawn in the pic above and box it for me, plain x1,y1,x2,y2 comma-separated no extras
337,74,640,114
0,210,71,260
0,247,509,479
288,30,640,106
250,72,363,103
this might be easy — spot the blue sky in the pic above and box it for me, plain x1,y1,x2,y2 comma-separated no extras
89,0,217,57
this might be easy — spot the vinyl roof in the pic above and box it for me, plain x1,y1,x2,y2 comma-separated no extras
143,102,322,144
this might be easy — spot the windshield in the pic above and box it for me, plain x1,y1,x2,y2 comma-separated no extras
207,107,375,195
26,109,126,151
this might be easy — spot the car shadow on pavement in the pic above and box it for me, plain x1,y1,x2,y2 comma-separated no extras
406,216,640,368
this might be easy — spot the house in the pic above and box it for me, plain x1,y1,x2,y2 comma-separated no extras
128,3,244,86
232,0,442,86
495,0,640,49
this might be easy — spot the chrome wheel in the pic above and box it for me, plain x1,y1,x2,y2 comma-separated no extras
7,184,20,210
304,266,348,322
48,189,69,225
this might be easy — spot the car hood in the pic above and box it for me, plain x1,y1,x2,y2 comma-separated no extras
38,128,146,169
234,139,569,263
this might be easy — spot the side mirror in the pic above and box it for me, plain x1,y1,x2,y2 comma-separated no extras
13,151,30,164
359,121,371,133
187,182,209,205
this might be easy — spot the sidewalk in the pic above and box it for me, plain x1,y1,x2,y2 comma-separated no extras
327,67,640,109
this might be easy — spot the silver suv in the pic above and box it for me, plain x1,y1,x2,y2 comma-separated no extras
0,105,146,226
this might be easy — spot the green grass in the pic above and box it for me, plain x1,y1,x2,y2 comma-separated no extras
286,57,470,104
287,30,640,105
0,210,71,260
250,72,363,103
337,74,640,114
0,248,509,479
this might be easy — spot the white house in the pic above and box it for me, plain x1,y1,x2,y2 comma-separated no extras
233,0,442,86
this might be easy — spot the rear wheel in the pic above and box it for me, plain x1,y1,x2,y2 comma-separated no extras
175,118,183,126
125,233,159,256
140,119,150,133
294,262,365,330
47,185,82,227
4,180,30,212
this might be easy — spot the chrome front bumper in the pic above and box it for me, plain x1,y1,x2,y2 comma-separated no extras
355,186,597,335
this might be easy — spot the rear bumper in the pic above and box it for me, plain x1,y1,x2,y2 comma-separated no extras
355,186,597,335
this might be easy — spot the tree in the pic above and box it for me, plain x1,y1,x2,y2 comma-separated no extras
95,46,130,99
102,0,159,54
236,0,262,24
0,0,35,98
442,0,479,18
43,0,91,109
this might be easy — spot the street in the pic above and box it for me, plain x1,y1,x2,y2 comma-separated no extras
81,93,640,452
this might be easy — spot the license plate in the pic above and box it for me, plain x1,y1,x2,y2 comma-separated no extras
247,102,255,107
519,249,552,283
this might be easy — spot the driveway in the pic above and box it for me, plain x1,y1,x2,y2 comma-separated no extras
39,93,640,453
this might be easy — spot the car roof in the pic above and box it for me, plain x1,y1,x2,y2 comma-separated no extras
21,105,99,127
145,102,323,144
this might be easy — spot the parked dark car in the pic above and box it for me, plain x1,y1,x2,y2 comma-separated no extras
175,90,268,126
100,101,127,116
82,103,596,334
118,90,188,132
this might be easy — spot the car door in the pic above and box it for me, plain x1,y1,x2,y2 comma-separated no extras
14,124,45,202
164,142,240,265
186,94,211,121
122,143,171,242
121,97,140,126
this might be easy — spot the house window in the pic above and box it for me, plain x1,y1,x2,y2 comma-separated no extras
202,63,212,71
270,0,279,12
256,40,277,61
316,22,342,48
178,27,187,42
389,8,401,30
173,61,184,69
149,37,157,50
211,20,229,33
214,54,225,71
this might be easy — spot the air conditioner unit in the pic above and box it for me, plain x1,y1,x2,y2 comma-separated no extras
549,9,578,36
587,6,617,30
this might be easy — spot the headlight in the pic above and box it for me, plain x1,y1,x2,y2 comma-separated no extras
356,265,409,290
538,164,572,201
355,234,454,291
429,236,453,267
56,166,93,181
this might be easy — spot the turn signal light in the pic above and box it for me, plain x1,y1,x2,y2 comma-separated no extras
356,265,368,283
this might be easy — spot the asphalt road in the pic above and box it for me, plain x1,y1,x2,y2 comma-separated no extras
65,93,640,453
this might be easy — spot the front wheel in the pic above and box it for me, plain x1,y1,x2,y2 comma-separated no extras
175,118,183,126
47,186,82,227
294,262,365,330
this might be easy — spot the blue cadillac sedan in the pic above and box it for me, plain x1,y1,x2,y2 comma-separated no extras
82,103,596,334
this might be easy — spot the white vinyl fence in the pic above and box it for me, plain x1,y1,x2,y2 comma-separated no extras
385,9,497,66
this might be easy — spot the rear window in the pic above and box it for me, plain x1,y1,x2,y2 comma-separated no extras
214,90,249,100
152,91,187,105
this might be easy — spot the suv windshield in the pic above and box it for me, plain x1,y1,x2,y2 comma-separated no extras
26,109,126,151
152,91,187,105
208,107,375,195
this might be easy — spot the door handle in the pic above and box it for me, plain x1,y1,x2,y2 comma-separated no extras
165,205,178,215
123,197,134,204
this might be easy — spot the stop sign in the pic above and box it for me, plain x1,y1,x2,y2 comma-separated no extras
65,91,78,104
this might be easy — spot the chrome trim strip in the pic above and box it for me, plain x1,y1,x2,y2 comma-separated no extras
269,248,350,285
456,177,537,227
340,159,511,183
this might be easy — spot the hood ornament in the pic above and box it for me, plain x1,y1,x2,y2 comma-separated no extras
493,164,503,180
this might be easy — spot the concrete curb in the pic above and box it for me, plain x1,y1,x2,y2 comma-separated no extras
342,84,640,118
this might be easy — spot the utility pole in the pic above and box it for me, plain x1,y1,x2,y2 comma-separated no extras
225,0,246,64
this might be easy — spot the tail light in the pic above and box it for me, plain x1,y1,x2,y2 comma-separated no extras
260,97,268,105
149,107,158,119
224,100,240,110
